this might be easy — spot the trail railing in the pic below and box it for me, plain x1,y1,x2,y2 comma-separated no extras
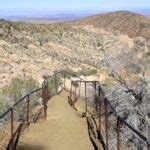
0,71,64,150
0,70,149,150
67,76,149,150
0,87,43,150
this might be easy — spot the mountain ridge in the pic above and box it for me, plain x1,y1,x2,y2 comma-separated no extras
72,11,150,38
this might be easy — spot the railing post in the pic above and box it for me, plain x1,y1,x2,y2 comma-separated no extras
85,82,87,114
42,81,48,120
10,107,14,150
74,81,77,102
63,71,66,89
94,81,98,112
70,81,72,99
98,86,102,134
117,117,120,150
26,95,30,125
147,139,150,150
104,99,109,150
99,101,102,132
94,81,97,96
79,81,81,98
55,75,57,94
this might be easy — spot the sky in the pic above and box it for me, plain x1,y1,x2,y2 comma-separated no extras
0,0,150,11
0,0,150,18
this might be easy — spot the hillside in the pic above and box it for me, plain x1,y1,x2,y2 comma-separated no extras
0,13,149,87
0,11,149,149
73,11,150,38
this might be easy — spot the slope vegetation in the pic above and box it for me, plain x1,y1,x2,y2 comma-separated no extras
74,11,150,38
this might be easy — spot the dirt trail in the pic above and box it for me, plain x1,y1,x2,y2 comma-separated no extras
17,91,94,150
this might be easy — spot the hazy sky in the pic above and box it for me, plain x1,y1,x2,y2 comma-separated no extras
0,0,150,11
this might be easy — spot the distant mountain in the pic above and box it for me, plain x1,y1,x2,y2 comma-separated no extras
0,9,99,22
73,11,150,38
132,8,150,15
1,9,150,25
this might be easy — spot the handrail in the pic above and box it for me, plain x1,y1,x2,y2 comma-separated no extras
63,70,148,144
105,98,148,142
46,71,62,79
0,87,43,119
0,70,149,149
64,70,96,88
0,71,61,149
69,77,149,148
0,71,63,119
98,85,148,143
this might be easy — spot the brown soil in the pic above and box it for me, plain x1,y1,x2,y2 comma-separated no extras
17,91,94,150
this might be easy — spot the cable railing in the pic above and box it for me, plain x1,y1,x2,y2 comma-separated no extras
0,70,149,150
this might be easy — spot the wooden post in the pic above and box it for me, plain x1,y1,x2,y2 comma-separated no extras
104,99,109,150
117,117,120,150
26,95,30,125
10,107,14,150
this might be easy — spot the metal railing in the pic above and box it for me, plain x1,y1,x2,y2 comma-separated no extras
68,78,149,150
0,87,43,150
0,70,149,150
0,71,64,150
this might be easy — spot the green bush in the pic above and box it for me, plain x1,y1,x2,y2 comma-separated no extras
0,77,39,115
80,68,97,76
65,68,97,78
46,74,63,96
72,81,79,88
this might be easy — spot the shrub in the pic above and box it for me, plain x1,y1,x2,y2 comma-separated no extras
72,81,79,88
80,68,97,76
65,68,97,78
46,74,63,96
0,77,39,115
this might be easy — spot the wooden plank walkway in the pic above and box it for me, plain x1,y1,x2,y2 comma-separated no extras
17,91,94,150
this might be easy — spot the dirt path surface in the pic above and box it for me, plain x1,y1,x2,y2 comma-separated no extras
17,91,94,150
